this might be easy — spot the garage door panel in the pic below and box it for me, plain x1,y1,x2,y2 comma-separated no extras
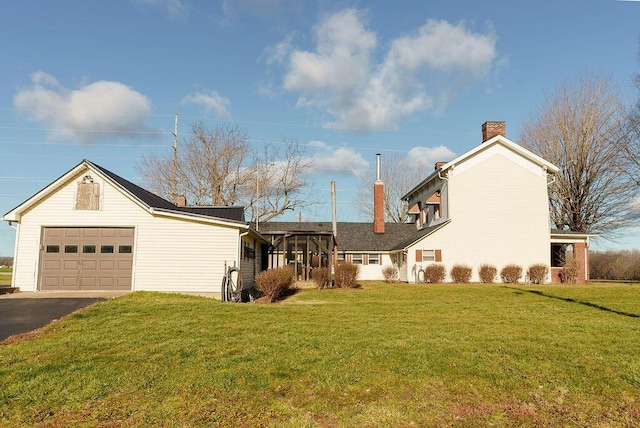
44,260,60,270
99,277,115,287
64,229,80,238
119,229,134,238
42,277,59,287
62,276,78,287
46,228,63,238
41,227,134,291
100,260,115,270
80,277,96,287
117,260,132,270
83,228,98,238
62,260,77,270
82,260,97,270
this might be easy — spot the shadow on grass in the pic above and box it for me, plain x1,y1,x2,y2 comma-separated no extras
509,287,640,319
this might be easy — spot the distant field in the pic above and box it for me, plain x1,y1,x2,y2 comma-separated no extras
1,282,639,426
0,269,11,286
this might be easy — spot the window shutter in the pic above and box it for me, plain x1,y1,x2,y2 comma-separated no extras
379,254,382,265
416,249,422,261
347,254,352,263
435,249,442,262
363,254,369,265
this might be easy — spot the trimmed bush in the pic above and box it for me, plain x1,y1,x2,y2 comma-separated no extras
559,257,579,284
312,266,331,289
527,264,549,284
450,264,472,283
255,267,296,302
335,262,359,288
423,263,446,283
479,264,497,284
382,265,399,283
500,264,523,284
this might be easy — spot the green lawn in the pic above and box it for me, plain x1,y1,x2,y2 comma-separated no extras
1,283,639,427
0,268,11,286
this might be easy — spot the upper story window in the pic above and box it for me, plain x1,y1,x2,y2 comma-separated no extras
75,175,100,210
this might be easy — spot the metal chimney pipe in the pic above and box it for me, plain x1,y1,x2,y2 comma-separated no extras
376,153,382,183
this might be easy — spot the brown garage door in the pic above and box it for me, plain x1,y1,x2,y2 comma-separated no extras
40,227,134,291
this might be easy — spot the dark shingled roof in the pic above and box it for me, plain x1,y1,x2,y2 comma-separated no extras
88,160,247,223
337,223,417,252
259,221,421,252
258,222,334,234
390,221,450,251
177,206,246,222
88,160,177,211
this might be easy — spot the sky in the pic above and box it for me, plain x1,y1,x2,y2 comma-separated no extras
1,0,640,256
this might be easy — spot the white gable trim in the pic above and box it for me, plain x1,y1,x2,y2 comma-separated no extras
4,162,89,222
402,135,559,206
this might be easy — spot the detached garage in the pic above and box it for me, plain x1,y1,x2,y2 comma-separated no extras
4,160,265,294
40,227,134,290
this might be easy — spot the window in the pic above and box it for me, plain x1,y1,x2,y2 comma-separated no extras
118,245,132,254
422,250,435,262
46,245,60,253
368,254,380,265
351,253,363,265
336,252,345,262
416,249,442,263
75,176,100,210
83,245,96,254
64,245,78,253
101,245,114,254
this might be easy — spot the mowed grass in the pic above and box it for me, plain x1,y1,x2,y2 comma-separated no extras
0,268,11,286
1,283,639,427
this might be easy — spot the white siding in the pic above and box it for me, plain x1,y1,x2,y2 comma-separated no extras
349,253,393,280
407,146,551,283
12,167,242,293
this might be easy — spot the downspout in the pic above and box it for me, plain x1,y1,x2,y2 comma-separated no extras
8,221,19,289
437,166,451,224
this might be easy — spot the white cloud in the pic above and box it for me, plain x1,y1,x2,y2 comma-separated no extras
14,72,156,144
181,90,231,119
309,140,369,177
275,10,498,130
134,0,189,19
407,145,456,169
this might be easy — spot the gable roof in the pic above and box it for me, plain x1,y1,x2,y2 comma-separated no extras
403,135,559,202
3,159,250,227
87,160,177,211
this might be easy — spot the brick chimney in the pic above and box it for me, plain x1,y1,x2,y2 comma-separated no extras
373,153,385,234
482,121,506,142
176,195,187,207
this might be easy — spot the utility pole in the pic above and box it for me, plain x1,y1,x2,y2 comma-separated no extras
255,162,259,231
172,114,178,204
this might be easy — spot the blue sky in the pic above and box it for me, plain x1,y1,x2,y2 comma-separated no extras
1,0,640,256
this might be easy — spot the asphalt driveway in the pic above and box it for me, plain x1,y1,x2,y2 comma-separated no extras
0,297,107,341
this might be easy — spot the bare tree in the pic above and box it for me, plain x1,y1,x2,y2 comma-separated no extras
620,47,640,185
354,154,428,223
137,122,315,222
520,73,640,237
249,139,315,223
